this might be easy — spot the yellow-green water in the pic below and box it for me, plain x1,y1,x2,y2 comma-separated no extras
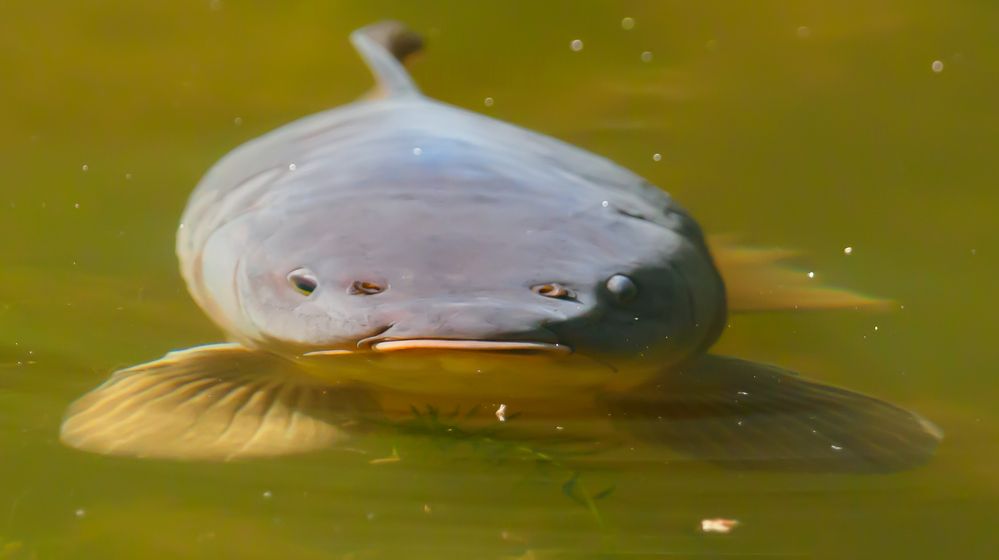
1,1,996,558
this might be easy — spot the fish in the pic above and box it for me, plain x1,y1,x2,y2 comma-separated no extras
60,21,940,470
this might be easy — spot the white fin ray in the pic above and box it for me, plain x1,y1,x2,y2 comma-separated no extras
709,235,891,312
60,344,377,461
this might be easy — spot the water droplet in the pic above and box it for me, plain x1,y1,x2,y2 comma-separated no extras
652,153,662,162
640,51,653,63
843,246,853,255
412,147,423,156
570,39,584,52
796,26,812,39
931,60,944,73
483,97,494,107
288,163,297,171
621,17,635,30
807,271,815,279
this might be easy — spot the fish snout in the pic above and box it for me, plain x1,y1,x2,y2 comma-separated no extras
356,301,567,351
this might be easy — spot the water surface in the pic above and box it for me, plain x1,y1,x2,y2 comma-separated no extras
1,1,996,558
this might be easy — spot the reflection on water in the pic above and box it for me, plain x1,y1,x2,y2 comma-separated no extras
1,1,996,558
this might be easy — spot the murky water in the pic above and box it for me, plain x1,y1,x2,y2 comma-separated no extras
1,1,996,558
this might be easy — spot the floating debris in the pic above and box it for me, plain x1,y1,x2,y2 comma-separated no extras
369,446,401,465
844,246,853,255
496,403,507,422
701,518,739,533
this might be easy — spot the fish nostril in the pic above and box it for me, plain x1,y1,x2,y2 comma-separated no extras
532,283,575,300
349,280,387,295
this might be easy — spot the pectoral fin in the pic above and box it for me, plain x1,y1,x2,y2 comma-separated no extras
60,344,376,461
709,236,891,311
604,354,941,472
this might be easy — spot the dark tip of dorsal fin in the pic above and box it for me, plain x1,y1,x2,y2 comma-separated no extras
350,20,424,98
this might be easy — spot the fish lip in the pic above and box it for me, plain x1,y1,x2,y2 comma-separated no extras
301,339,572,357
370,339,572,354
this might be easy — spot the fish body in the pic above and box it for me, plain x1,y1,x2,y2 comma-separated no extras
61,22,940,470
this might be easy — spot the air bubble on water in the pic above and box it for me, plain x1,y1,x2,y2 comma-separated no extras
621,17,635,31
570,39,584,52
652,153,662,162
81,164,89,172
234,116,243,126
75,508,86,518
125,173,133,180
874,325,879,332
843,246,853,255
807,271,815,279
262,490,273,500
74,203,80,209
413,147,423,156
601,200,609,207
288,163,297,171
640,51,653,63
484,97,494,107
931,60,944,73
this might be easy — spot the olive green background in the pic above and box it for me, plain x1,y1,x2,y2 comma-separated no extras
1,1,996,558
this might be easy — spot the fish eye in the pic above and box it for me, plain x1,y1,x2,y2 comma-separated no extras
605,274,638,303
532,283,574,300
349,280,386,295
287,268,319,296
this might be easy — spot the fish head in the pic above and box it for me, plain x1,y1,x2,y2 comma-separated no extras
213,179,726,397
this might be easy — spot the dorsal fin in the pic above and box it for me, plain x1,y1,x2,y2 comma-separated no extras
350,20,424,98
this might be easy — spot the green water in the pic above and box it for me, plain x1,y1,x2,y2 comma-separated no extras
1,1,996,558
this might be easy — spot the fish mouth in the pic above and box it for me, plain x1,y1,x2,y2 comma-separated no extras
303,339,571,357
